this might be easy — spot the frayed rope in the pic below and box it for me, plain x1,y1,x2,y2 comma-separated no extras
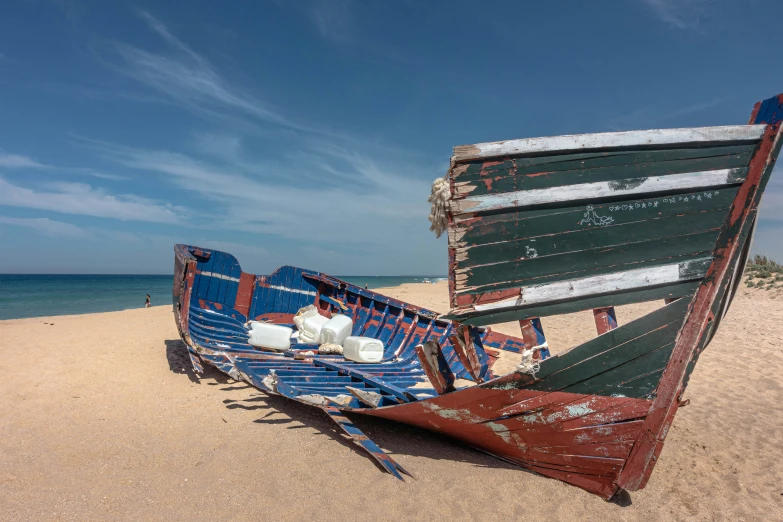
428,176,451,238
517,349,541,378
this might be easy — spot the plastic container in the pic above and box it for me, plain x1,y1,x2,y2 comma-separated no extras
248,323,292,351
298,314,329,344
293,305,318,331
319,315,353,345
343,336,384,363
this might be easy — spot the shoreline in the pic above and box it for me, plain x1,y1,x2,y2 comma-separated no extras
0,276,446,321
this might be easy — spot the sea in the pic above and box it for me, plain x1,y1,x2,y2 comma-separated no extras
0,274,446,320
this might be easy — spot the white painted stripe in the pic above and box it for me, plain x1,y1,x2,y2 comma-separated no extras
452,125,766,162
470,258,711,313
452,169,743,215
199,271,240,282
267,284,317,296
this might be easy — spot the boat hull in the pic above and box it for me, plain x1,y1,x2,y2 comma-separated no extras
172,92,782,499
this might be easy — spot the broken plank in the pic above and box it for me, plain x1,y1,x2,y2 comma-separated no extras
451,169,747,215
454,148,753,198
451,125,765,163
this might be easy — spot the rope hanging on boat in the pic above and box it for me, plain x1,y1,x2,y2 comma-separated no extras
517,349,540,378
428,176,451,238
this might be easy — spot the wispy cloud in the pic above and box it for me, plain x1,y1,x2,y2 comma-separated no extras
76,135,432,246
102,11,413,148
0,177,184,224
0,216,90,238
107,11,311,134
0,150,127,180
0,51,10,63
642,0,714,31
306,0,356,45
0,152,46,169
70,11,442,273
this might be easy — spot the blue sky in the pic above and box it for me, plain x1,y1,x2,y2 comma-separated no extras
0,0,781,275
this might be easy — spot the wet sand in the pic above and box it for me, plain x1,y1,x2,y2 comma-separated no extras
1,281,781,521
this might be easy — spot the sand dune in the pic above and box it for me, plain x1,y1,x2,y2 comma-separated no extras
1,281,781,520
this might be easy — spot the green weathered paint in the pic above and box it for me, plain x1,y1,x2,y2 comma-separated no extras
455,147,754,198
563,363,667,399
451,186,738,248
453,280,699,325
467,299,687,398
453,143,756,185
456,210,726,270
459,231,719,291
538,299,686,377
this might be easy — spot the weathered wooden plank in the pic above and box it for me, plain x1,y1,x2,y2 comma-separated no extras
530,323,680,394
528,298,686,388
507,448,626,475
451,125,765,163
455,209,724,269
618,93,783,492
415,340,456,395
451,168,747,215
559,399,652,430
322,406,411,480
233,271,255,317
452,143,756,183
454,147,753,198
490,395,650,433
533,441,634,459
458,234,716,294
507,419,645,446
593,306,618,335
496,391,580,418
451,186,737,243
518,464,618,498
557,343,675,398
458,280,698,326
449,325,486,382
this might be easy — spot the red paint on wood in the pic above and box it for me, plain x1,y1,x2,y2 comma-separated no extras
498,391,583,417
450,324,483,382
234,272,255,317
518,319,540,349
535,441,635,460
252,312,295,324
454,287,520,308
415,341,455,395
593,307,617,335
356,382,646,497
180,260,196,344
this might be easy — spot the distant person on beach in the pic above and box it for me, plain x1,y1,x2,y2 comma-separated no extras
365,284,368,289
145,294,151,308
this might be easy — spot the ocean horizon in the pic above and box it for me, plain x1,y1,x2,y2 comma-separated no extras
0,274,446,320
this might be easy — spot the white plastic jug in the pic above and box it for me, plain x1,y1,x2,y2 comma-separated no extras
320,315,353,345
343,336,384,363
298,314,329,344
293,305,318,331
248,323,292,351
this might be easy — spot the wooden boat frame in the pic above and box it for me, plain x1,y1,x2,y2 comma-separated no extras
172,92,782,499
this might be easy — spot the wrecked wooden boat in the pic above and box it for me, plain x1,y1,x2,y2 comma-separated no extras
173,92,782,499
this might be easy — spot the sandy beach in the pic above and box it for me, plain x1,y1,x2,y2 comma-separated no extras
1,281,781,521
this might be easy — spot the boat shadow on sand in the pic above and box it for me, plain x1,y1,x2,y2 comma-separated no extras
164,338,633,506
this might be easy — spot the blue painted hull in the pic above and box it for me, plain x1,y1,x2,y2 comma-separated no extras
173,244,530,406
